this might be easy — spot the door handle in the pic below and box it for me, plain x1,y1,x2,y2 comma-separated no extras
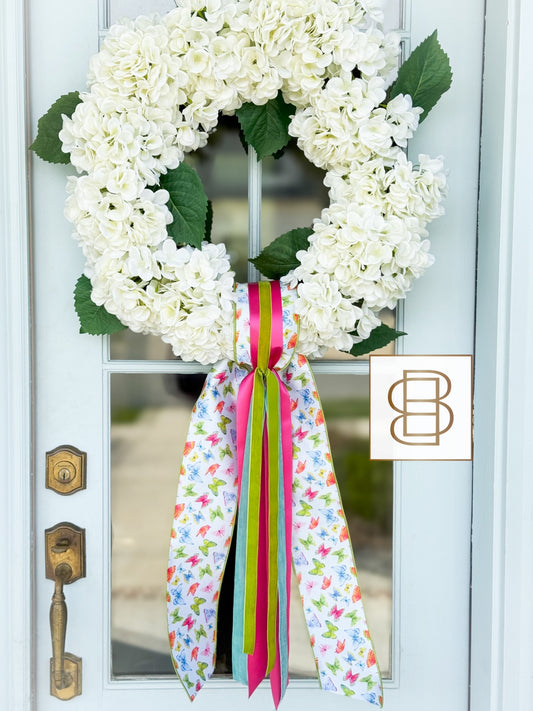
45,522,85,700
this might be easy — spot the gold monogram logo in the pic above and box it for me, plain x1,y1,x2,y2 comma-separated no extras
387,370,454,446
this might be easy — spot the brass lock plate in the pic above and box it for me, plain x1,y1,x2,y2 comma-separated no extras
46,445,86,495
45,522,86,583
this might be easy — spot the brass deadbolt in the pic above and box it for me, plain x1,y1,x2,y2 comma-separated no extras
46,445,86,495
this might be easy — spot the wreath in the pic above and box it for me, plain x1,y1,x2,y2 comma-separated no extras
31,0,451,364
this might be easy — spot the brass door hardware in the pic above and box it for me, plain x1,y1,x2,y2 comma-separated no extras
45,522,85,700
46,445,86,495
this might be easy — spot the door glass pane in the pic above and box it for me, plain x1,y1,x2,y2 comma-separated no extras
187,117,249,283
110,372,193,675
110,372,393,678
261,146,328,250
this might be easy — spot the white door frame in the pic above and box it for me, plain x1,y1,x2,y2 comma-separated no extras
0,2,34,710
1,1,532,709
471,0,533,708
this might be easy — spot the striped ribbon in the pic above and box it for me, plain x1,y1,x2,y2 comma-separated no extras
232,281,293,707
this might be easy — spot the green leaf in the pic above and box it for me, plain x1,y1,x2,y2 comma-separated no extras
30,91,81,164
250,227,313,279
159,163,208,249
349,324,406,357
236,92,296,160
74,275,127,335
387,31,452,122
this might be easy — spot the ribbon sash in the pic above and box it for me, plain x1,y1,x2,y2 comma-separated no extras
232,282,292,704
167,282,383,708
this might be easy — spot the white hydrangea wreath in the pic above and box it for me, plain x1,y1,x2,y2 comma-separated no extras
53,0,448,364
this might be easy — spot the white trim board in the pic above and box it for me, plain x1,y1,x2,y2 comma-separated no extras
472,0,533,709
0,1,34,710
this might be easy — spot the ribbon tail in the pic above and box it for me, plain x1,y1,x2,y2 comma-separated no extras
271,371,292,704
288,355,384,707
235,370,292,704
167,364,239,700
232,370,255,684
233,368,267,681
269,611,282,709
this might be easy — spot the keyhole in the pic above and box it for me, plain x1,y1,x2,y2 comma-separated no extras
58,467,72,482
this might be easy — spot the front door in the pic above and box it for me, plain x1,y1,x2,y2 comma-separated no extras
30,1,483,709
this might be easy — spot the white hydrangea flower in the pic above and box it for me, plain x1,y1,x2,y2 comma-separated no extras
386,94,423,147
126,245,162,281
359,0,385,24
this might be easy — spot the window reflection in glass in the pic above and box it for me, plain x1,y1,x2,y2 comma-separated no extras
186,116,249,283
261,142,328,249
110,373,194,674
110,372,392,678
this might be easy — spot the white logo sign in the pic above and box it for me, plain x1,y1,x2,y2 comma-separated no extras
370,355,472,460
